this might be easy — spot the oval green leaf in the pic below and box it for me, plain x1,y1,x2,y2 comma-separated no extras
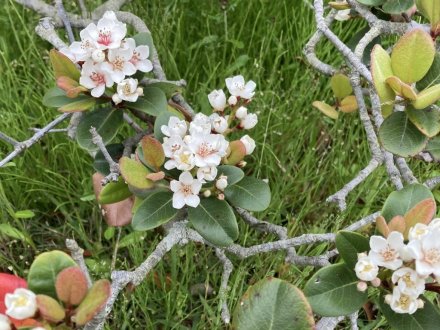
127,87,168,116
74,280,111,325
43,87,94,110
382,0,415,14
371,44,395,116
303,263,368,317
49,49,80,81
330,73,352,100
312,101,338,119
224,177,271,212
232,278,315,330
425,135,440,160
416,0,440,29
188,197,238,246
417,53,440,90
335,231,369,269
412,84,440,109
406,105,440,137
98,176,133,204
119,156,154,191
216,165,245,185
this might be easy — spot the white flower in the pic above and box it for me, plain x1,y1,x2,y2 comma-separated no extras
391,267,425,297
83,11,127,50
240,135,256,155
91,49,106,63
388,287,420,314
115,78,143,102
208,89,227,111
235,106,248,119
0,314,10,330
161,117,187,138
5,288,37,320
101,47,136,83
197,166,218,182
80,61,114,97
170,171,202,209
240,113,258,129
210,113,228,133
369,231,404,270
216,175,228,191
408,223,429,241
335,9,351,21
228,95,238,106
354,254,379,281
189,113,212,135
188,134,229,167
408,228,440,277
62,29,96,62
429,218,440,230
165,149,195,171
225,75,256,99
163,135,185,157
124,38,153,72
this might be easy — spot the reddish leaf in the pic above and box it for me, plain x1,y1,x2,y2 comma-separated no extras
74,280,111,325
36,294,65,322
404,198,436,238
375,215,390,237
388,215,406,234
0,273,27,313
141,136,165,170
55,267,88,305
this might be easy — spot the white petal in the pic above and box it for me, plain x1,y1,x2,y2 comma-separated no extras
91,84,105,97
180,171,194,185
185,195,200,208
172,193,186,209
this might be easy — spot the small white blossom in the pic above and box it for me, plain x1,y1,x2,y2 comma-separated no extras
170,171,202,209
210,113,228,133
216,175,228,191
335,9,351,21
84,11,127,50
162,135,185,157
408,228,440,277
80,61,114,97
408,223,429,241
166,149,195,171
391,267,425,297
240,113,258,129
208,89,227,111
355,254,379,281
189,113,212,135
197,166,218,182
228,95,238,106
101,47,136,83
240,135,256,155
62,29,96,62
235,106,248,119
161,117,188,138
369,231,404,270
5,288,37,320
429,218,440,230
188,134,229,167
0,314,10,330
225,75,256,99
115,78,143,102
91,49,106,63
388,287,419,314
125,38,153,72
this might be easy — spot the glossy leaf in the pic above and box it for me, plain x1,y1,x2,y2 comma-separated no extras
74,280,111,325
412,84,440,109
425,135,440,160
391,29,435,83
416,0,440,30
96,175,132,204
312,101,338,119
59,97,96,112
119,157,154,191
224,177,271,212
216,165,245,185
403,198,436,237
188,198,238,246
49,49,80,81
378,111,428,157
36,294,66,322
56,76,87,98
43,87,94,110
55,266,88,305
76,108,123,151
356,0,385,5
330,73,352,100
28,251,76,298
382,183,434,221
405,105,440,137
132,191,177,231
335,231,369,269
371,45,395,116
127,87,168,116
141,136,165,170
232,278,315,330
382,0,415,14
417,53,440,90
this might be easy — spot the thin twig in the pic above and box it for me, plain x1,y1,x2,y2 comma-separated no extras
65,238,93,288
55,0,75,43
90,127,120,184
0,132,19,146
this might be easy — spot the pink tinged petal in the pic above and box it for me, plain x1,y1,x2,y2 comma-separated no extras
91,84,105,97
84,23,98,39
172,193,186,209
103,72,114,87
136,60,153,72
180,171,194,185
370,235,387,251
185,195,200,208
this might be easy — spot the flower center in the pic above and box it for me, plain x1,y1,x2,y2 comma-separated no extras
14,296,28,307
131,51,140,63
198,142,214,158
402,273,414,287
122,83,131,95
98,29,112,46
113,56,125,71
178,152,192,165
397,294,411,309
233,82,244,90
381,247,397,261
91,72,105,85
425,248,440,264
181,184,192,196
363,264,373,272
171,143,181,153
81,39,93,50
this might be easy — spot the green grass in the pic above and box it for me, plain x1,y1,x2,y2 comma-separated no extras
0,0,437,328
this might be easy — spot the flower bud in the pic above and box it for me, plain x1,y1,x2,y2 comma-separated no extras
92,49,105,63
228,95,237,106
356,281,368,292
237,160,247,168
417,299,424,309
370,277,381,287
0,314,11,330
216,175,228,191
357,252,367,259
136,87,144,96
217,193,225,200
240,135,256,155
385,294,393,305
208,89,227,111
112,93,122,105
235,106,248,119
240,113,258,129
203,190,212,198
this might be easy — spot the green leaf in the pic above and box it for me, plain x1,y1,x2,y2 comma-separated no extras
140,136,165,170
382,183,434,221
417,53,440,90
382,0,415,14
14,210,35,218
76,108,123,151
74,280,111,325
224,177,271,212
148,81,183,98
425,135,440,160
412,84,440,109
43,87,94,111
0,223,26,241
188,198,238,246
335,231,369,269
58,97,96,112
406,105,440,137
416,0,440,29
356,0,385,5
304,263,368,317
127,87,168,116
49,49,80,81
36,294,66,323
132,191,177,231
28,251,76,299
379,296,440,330
216,165,245,185
371,45,395,116
232,278,315,330
132,32,154,51
330,73,352,100
312,101,338,119
379,111,428,157
391,29,435,83
118,231,144,248
93,144,124,175
119,157,154,192
98,176,132,204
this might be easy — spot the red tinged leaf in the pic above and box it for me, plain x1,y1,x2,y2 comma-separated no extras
55,267,88,305
74,280,111,325
0,273,27,313
404,198,436,238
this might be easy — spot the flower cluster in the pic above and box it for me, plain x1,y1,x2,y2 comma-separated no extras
61,11,152,102
0,288,39,330
355,219,440,314
161,75,257,209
